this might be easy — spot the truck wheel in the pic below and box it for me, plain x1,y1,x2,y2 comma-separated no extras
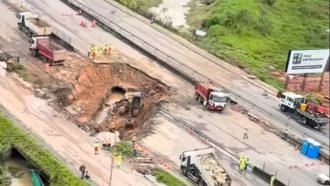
324,180,330,185
198,96,203,104
32,50,38,57
280,105,287,112
194,93,199,100
28,31,33,38
180,166,187,176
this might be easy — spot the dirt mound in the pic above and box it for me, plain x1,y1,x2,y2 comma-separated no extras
54,63,170,137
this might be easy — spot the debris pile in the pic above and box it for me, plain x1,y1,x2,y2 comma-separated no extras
200,155,230,186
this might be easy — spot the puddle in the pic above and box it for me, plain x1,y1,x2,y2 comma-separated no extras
94,89,125,124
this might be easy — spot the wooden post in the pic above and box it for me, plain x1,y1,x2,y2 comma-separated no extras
301,74,307,92
284,74,289,89
318,71,325,92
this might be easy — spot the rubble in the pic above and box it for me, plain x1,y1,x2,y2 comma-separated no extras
200,155,229,186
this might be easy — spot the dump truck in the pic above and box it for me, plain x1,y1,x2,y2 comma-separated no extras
17,12,51,37
277,91,329,129
29,37,65,65
194,82,229,112
179,147,231,186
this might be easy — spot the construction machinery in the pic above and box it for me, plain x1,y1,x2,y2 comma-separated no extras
179,147,231,186
29,36,66,65
125,92,143,117
17,12,51,37
277,91,329,129
0,52,20,72
194,82,229,112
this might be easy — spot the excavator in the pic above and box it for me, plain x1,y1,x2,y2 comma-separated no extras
125,92,143,117
0,52,20,72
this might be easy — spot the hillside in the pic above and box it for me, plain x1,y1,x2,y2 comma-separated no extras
187,0,329,88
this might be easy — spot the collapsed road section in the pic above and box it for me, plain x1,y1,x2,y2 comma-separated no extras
36,60,170,138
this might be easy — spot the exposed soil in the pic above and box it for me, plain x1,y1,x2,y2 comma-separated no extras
272,71,329,98
17,52,170,139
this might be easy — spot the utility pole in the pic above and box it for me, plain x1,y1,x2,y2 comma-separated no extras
108,131,117,186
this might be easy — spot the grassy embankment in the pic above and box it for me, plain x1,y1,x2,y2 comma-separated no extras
0,113,87,186
109,0,329,90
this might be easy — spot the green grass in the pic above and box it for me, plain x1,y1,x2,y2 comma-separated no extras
111,141,134,158
113,0,162,13
187,0,329,89
0,113,88,186
153,168,187,186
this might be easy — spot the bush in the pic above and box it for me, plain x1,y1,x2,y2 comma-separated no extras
263,0,276,6
153,168,187,186
111,141,134,157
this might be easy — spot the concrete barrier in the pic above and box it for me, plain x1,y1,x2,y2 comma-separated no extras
252,166,286,186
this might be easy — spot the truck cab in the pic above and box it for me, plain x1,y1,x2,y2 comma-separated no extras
195,82,229,112
207,92,229,111
278,92,304,111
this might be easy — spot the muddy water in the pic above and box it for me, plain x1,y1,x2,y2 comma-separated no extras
94,92,124,124
4,159,33,186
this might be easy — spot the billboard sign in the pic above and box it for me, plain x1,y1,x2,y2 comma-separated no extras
285,49,329,74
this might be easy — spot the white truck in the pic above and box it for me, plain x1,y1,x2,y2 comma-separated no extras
179,147,231,186
17,12,52,37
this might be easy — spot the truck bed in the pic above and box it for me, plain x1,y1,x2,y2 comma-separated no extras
198,154,229,186
296,109,329,124
26,18,51,36
37,39,65,62
28,18,49,27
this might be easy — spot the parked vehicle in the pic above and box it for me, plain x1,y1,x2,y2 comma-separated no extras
317,173,330,185
17,12,51,37
29,37,65,65
194,82,229,112
179,147,231,186
277,91,329,129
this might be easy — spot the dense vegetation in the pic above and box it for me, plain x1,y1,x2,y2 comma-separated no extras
187,0,329,88
0,114,87,186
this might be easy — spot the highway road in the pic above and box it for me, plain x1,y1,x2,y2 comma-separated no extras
56,0,329,147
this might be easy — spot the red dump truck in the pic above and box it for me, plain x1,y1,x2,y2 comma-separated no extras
29,37,65,65
194,82,229,112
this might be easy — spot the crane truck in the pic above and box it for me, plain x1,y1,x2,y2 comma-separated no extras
277,91,329,129
17,12,51,37
194,82,229,112
179,147,231,186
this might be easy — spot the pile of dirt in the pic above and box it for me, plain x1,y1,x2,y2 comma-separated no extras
53,63,170,137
